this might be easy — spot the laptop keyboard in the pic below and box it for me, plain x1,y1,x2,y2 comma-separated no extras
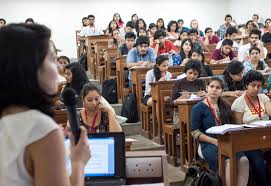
85,179,125,186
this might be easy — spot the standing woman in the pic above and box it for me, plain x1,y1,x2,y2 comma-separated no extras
156,18,166,30
113,13,124,28
191,77,249,186
232,70,271,186
0,24,90,185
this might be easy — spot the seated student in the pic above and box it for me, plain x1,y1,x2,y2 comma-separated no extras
177,19,190,33
78,15,102,42
210,39,238,64
82,17,90,27
191,77,249,186
189,29,209,53
238,29,267,62
148,23,157,46
217,14,234,40
179,38,193,66
252,14,264,29
243,46,270,74
57,56,70,84
261,18,271,34
232,70,271,186
166,20,179,40
189,48,213,77
25,18,35,24
174,30,189,47
108,29,124,48
119,32,136,56
131,14,138,24
216,26,239,50
202,27,219,45
120,21,136,38
0,18,6,28
262,22,271,44
105,20,119,35
151,29,178,55
219,61,245,97
156,18,166,30
137,27,147,37
113,13,124,28
239,20,257,37
190,19,204,37
76,83,122,133
144,55,172,106
136,18,147,32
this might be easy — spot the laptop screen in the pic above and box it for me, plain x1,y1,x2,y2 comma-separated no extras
65,137,115,176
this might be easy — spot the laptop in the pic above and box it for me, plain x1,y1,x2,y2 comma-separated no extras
64,132,126,186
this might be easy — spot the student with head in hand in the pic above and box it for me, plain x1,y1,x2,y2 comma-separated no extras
105,20,119,35
0,23,90,186
191,77,249,186
232,70,271,186
119,32,136,56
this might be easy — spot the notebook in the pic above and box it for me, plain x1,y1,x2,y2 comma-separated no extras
64,132,126,186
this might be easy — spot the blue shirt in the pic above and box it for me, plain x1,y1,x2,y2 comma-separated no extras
127,47,156,63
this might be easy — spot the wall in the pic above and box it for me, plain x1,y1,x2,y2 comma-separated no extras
0,0,229,58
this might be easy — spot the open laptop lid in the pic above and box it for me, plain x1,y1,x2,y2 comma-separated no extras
64,132,126,180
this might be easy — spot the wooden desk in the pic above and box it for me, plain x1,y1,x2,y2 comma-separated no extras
209,63,227,75
116,56,128,102
218,127,271,186
104,47,118,80
93,41,109,81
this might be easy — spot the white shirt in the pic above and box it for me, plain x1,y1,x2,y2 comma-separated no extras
0,110,60,186
79,25,102,37
238,43,268,62
216,39,239,50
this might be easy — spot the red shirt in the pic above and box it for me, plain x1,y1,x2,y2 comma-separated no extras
151,40,178,55
202,35,220,44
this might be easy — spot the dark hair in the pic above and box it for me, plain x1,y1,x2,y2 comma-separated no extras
148,23,157,30
0,18,6,24
249,46,260,54
136,18,147,32
88,15,95,19
81,82,100,98
153,29,166,40
64,62,89,96
252,14,259,20
177,19,184,24
167,20,178,32
57,56,70,64
249,28,261,39
189,48,208,77
180,38,193,60
204,27,212,34
225,27,238,37
125,32,136,40
188,29,198,35
156,18,166,30
126,21,135,29
82,17,88,26
245,20,253,29
221,39,233,46
25,18,35,24
265,19,271,27
224,14,232,20
223,61,245,91
136,36,150,46
107,20,119,34
153,55,169,81
207,77,234,124
183,60,202,76
131,14,138,21
137,27,147,37
0,23,52,116
244,70,265,87
113,13,124,25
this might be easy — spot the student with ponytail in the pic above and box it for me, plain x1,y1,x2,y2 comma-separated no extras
143,55,172,106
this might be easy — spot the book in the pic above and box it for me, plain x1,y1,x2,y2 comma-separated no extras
206,124,245,135
249,120,271,127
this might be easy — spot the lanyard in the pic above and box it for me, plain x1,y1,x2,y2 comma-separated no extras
245,94,261,119
85,109,98,133
206,98,221,126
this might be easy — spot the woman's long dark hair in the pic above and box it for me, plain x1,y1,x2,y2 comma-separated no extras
223,61,245,91
0,23,53,116
108,20,119,34
180,38,193,60
189,48,208,77
153,55,168,81
208,77,234,124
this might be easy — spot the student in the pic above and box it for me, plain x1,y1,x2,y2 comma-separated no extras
166,20,179,40
76,83,122,133
131,14,138,24
120,21,136,38
238,29,267,62
108,29,124,48
137,27,147,37
136,18,147,32
239,20,257,37
174,30,189,47
261,18,271,34
105,20,119,35
232,70,271,186
119,32,136,56
243,46,269,74
0,23,90,186
252,14,264,29
202,27,219,45
57,56,70,83
189,48,213,77
190,19,204,37
151,29,178,55
78,15,102,41
177,19,190,33
262,22,271,44
82,17,90,27
191,77,249,186
179,38,193,66
218,14,234,40
156,18,166,30
25,18,35,24
210,39,237,64
216,26,239,50
148,23,157,46
144,55,172,106
0,18,6,28
113,13,124,28
189,29,209,53
219,61,245,97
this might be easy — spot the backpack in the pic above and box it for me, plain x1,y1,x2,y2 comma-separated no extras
183,164,220,186
121,93,138,123
101,79,118,104
77,53,87,71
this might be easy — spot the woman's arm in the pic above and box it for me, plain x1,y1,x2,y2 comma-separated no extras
198,133,218,146
108,111,122,132
233,111,244,124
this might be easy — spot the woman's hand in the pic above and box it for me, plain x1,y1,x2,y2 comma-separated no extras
158,76,166,81
69,126,91,166
230,90,243,97
197,91,207,97
97,102,111,113
178,92,191,99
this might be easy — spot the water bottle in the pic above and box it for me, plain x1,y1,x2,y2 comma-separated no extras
168,54,173,66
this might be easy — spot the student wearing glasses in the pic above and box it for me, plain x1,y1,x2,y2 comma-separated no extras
202,27,219,45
